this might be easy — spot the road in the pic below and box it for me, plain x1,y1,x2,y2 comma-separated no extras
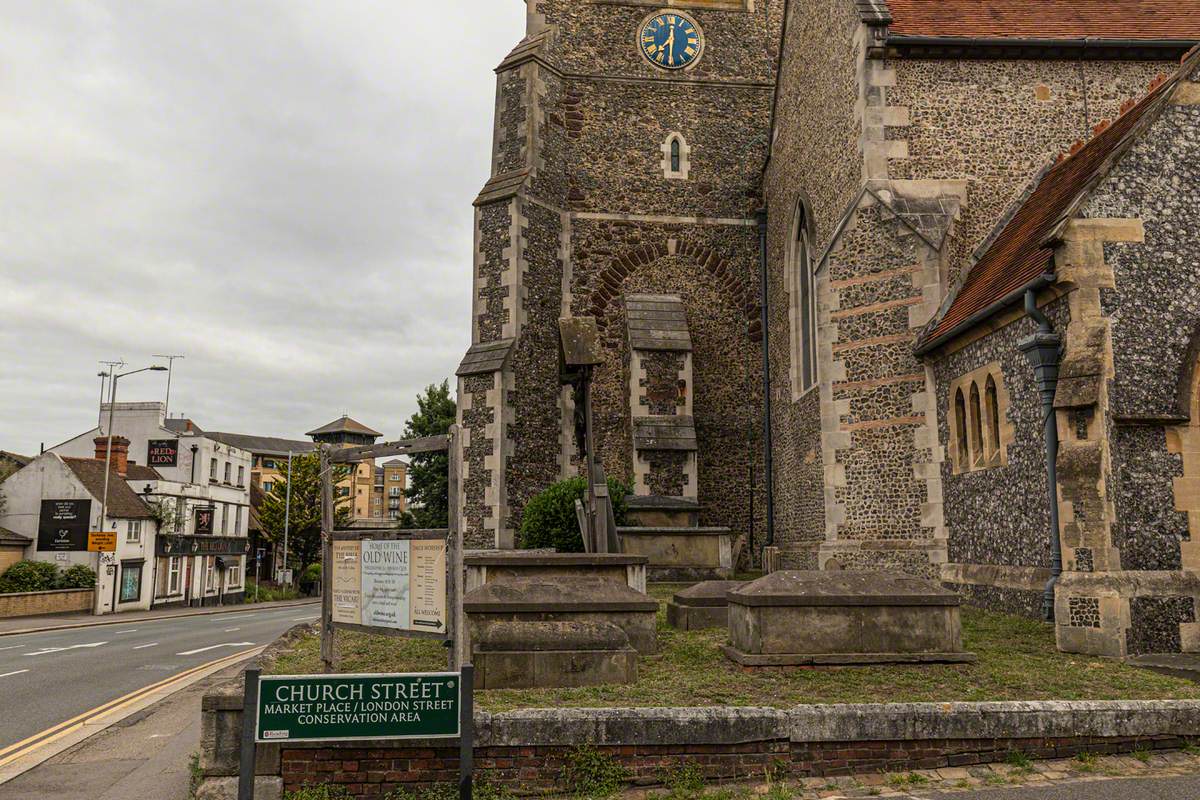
0,603,317,752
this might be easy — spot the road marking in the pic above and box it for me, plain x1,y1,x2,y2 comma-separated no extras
24,642,107,657
114,629,138,634
0,647,261,770
223,627,241,632
177,642,254,656
132,643,159,650
0,670,28,679
292,615,318,621
0,645,24,652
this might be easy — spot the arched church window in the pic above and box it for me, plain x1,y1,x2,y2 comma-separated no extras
788,201,817,396
969,382,984,468
954,388,967,471
985,375,1001,464
660,132,690,179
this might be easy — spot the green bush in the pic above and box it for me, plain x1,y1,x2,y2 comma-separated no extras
244,578,301,604
518,477,630,553
0,561,61,593
57,564,96,589
301,563,321,584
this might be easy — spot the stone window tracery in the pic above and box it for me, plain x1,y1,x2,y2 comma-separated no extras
787,201,817,399
660,132,691,180
949,364,1012,474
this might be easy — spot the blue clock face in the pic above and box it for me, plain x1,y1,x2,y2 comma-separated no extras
639,12,703,70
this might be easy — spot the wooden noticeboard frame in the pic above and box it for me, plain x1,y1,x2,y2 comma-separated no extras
318,427,465,672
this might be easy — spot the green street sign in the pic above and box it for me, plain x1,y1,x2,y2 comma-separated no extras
255,672,461,743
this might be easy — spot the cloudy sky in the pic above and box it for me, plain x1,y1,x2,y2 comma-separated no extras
0,2,525,455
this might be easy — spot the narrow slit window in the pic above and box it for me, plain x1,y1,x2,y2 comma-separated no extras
670,138,681,173
985,375,1001,462
954,388,967,471
969,382,984,467
789,202,817,395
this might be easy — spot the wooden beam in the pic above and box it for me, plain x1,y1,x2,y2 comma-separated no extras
327,434,450,463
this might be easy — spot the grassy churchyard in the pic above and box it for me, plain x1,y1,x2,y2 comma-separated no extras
266,584,1200,709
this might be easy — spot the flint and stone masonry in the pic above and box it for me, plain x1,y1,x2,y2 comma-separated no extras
457,0,1200,657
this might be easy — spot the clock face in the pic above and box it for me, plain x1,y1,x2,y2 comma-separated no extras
639,12,703,70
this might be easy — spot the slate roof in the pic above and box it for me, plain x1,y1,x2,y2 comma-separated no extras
305,416,382,438
884,1,1200,41
0,527,31,546
61,457,152,519
0,451,32,468
917,48,1199,352
125,464,163,481
165,418,202,434
456,338,515,376
626,294,693,352
206,431,315,457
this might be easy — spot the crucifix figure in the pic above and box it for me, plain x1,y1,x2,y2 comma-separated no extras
559,316,619,554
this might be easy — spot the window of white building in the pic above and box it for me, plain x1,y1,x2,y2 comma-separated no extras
127,520,142,543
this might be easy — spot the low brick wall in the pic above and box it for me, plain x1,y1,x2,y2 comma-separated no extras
0,588,92,618
199,670,1200,799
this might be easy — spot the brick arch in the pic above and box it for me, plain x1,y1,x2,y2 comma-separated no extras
587,240,762,341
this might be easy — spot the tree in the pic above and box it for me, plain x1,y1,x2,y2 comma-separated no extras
258,452,351,574
402,380,456,529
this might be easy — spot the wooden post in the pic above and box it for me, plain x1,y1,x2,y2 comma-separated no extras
319,445,335,673
447,425,466,670
237,667,260,800
458,662,474,800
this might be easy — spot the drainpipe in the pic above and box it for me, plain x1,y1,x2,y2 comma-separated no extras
1017,287,1063,622
757,209,776,551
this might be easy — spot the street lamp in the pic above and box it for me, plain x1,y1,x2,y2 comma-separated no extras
95,364,167,614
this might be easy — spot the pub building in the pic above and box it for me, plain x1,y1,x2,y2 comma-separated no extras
0,401,251,613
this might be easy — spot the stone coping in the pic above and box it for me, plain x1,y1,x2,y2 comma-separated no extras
463,576,659,613
673,580,745,607
464,552,648,567
721,646,978,666
475,620,632,652
729,570,962,607
618,526,732,536
206,692,1200,747
625,495,701,510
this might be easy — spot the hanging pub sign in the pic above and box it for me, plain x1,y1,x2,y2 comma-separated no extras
37,499,91,552
194,506,215,535
147,439,179,468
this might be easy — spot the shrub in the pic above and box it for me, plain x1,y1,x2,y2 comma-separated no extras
562,744,629,798
244,578,301,604
0,561,60,593
57,564,97,589
301,562,321,583
519,477,630,552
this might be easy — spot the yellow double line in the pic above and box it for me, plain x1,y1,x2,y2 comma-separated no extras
0,646,261,771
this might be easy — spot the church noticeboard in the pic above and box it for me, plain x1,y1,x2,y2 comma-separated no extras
147,439,179,468
38,499,91,552
330,537,447,635
331,540,361,625
361,540,411,630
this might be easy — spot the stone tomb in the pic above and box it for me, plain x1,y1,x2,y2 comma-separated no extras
464,551,648,594
472,620,638,689
666,580,744,630
723,571,976,666
463,575,659,657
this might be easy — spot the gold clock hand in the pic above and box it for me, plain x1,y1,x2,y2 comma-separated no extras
667,26,675,63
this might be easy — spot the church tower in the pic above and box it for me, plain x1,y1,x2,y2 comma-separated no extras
456,1,783,549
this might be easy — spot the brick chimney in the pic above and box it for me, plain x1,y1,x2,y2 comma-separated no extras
94,435,130,476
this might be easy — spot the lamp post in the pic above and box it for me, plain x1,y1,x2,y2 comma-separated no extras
95,364,168,615
282,451,293,585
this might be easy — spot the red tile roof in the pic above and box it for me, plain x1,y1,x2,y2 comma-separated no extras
886,1,1200,40
918,47,1199,351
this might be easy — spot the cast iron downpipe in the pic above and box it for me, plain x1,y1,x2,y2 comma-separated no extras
757,209,776,552
1017,287,1063,622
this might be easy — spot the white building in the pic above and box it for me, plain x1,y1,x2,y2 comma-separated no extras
43,402,251,611
0,449,156,612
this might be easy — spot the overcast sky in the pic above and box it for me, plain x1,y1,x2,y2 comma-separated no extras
0,2,525,455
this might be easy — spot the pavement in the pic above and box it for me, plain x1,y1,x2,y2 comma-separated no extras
0,596,317,637
0,600,317,759
0,659,243,800
922,775,1200,797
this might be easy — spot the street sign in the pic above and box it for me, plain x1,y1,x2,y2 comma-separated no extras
87,531,117,552
254,672,460,743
